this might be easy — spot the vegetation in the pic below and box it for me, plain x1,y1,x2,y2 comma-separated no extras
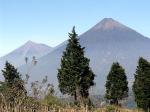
0,61,61,111
0,61,27,106
57,27,95,105
133,57,150,111
105,62,128,105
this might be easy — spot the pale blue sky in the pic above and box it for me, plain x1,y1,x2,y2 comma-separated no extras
0,0,150,57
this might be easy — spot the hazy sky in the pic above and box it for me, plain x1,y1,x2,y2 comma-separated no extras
0,0,150,57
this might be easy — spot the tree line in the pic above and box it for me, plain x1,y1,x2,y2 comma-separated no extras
57,27,150,111
0,27,150,111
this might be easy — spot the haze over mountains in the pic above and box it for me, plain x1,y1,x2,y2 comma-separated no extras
1,18,150,94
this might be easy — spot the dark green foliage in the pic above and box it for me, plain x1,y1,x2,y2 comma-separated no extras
57,27,95,104
2,61,20,87
133,57,150,111
105,62,128,105
80,65,95,104
1,61,26,103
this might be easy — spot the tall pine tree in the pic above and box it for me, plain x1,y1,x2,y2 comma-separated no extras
105,62,128,105
57,27,95,104
1,61,26,103
133,57,150,111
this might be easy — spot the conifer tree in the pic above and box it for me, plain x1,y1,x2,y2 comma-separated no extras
1,61,26,103
133,57,150,111
105,62,128,105
57,27,95,104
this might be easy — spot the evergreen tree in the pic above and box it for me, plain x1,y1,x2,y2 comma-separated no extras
133,57,150,111
1,61,27,103
105,62,128,105
80,65,95,105
57,27,95,104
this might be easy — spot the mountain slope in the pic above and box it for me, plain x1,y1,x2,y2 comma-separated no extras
19,18,150,93
0,41,53,70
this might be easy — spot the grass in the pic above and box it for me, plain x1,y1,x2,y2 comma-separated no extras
0,102,144,112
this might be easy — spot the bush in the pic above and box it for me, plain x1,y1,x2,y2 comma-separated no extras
105,105,116,112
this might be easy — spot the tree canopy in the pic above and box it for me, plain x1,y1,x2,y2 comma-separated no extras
105,62,128,105
57,27,95,104
133,57,150,111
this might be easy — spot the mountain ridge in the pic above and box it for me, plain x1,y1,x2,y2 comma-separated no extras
92,18,130,31
0,41,53,72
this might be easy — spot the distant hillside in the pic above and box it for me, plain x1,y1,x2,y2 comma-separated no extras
0,41,52,72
